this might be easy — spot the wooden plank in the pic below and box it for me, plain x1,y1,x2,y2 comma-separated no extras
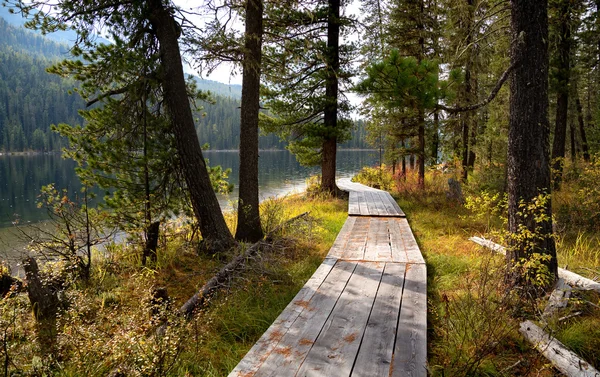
250,261,357,377
378,192,396,217
357,191,369,216
373,192,389,216
327,216,356,259
520,320,600,377
384,192,406,217
296,262,385,377
348,192,360,216
398,219,425,264
364,218,392,262
228,258,337,377
388,219,408,263
344,217,369,260
352,263,406,377
364,191,380,216
392,263,427,377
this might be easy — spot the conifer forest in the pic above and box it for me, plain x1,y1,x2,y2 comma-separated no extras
0,0,599,376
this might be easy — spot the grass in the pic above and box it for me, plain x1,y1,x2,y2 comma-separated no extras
375,169,599,376
0,193,348,376
3,166,599,376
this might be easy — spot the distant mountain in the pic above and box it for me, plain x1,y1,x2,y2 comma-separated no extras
0,12,366,152
0,5,81,45
193,77,242,99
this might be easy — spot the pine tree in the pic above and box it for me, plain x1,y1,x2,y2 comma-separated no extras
507,0,558,289
261,0,355,195
9,0,237,252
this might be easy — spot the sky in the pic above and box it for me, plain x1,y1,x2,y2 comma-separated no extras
174,0,363,88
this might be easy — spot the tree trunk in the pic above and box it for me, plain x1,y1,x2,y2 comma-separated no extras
550,0,571,190
321,0,341,195
147,0,236,253
461,113,470,182
143,221,160,265
575,94,590,162
507,0,557,289
235,0,264,243
417,108,425,189
401,139,407,181
432,110,439,165
23,258,58,355
569,122,576,161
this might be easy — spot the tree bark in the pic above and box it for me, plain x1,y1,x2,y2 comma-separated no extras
575,94,590,162
147,0,236,252
321,0,341,195
569,122,576,161
507,0,557,289
461,112,470,182
432,110,439,165
550,0,571,189
235,0,264,243
417,108,425,189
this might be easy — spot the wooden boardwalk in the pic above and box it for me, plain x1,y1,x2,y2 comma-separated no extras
229,178,427,377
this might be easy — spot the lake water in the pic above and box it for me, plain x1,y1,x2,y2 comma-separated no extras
0,150,377,264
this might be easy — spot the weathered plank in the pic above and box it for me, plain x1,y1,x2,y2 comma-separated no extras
248,261,356,377
362,191,377,216
348,192,360,216
383,192,406,217
375,192,390,216
357,191,369,216
377,191,396,216
398,219,425,264
344,217,369,260
352,263,406,377
328,216,356,259
364,218,392,262
296,262,385,377
388,219,408,263
392,263,427,377
520,320,600,377
228,258,337,377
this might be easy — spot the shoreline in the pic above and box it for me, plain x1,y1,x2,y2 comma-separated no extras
1,148,378,156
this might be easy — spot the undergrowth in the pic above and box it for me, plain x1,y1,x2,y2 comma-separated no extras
0,194,347,376
355,166,598,376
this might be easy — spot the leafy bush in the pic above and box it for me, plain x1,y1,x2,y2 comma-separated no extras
352,164,394,191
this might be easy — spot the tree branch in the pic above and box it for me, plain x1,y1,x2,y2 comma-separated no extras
436,61,516,114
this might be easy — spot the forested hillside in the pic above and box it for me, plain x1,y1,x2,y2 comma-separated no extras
0,17,81,152
0,16,371,152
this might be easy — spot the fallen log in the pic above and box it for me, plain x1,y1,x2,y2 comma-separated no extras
179,212,310,319
519,320,600,377
542,278,571,319
469,236,600,293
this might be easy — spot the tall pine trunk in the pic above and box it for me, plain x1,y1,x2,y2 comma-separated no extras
321,0,341,195
148,0,236,252
576,94,590,162
550,0,571,190
236,0,264,242
507,0,557,289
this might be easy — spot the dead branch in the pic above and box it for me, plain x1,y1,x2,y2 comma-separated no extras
178,212,310,319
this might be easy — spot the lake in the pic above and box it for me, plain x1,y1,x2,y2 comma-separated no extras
0,150,378,264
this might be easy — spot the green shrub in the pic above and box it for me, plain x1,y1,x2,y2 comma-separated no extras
352,164,394,191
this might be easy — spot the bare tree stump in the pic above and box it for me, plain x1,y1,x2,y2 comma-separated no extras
23,257,59,355
447,178,465,204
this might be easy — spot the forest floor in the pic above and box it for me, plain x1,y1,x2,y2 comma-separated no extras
1,168,599,376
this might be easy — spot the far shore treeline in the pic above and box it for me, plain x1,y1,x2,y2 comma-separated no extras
0,16,369,153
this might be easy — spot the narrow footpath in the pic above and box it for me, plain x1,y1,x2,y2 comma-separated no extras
228,178,427,377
